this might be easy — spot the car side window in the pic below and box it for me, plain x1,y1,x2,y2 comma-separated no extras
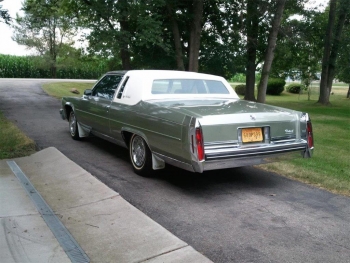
117,76,130,99
92,74,123,100
151,79,229,94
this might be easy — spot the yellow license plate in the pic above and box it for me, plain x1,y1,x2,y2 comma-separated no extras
242,128,263,143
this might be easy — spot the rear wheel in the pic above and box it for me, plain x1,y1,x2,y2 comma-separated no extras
69,111,80,140
129,134,152,176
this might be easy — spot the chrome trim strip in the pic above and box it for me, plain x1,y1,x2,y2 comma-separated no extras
271,139,297,144
91,130,128,148
204,140,239,145
112,121,181,141
271,136,296,141
205,142,239,150
206,146,306,160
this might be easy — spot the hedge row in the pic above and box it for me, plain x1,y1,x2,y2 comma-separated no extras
0,54,108,79
266,78,285,95
234,78,286,96
286,83,307,94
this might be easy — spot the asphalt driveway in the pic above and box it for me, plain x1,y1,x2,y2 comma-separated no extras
1,79,349,263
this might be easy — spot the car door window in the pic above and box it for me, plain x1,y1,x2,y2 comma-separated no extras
92,75,123,100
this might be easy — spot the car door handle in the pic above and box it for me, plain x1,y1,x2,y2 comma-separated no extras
105,105,111,109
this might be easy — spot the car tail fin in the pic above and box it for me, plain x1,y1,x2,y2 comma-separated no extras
195,127,205,161
307,120,314,149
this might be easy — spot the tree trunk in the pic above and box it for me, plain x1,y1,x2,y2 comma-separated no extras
244,0,259,101
166,3,185,71
49,19,58,79
326,0,350,94
119,20,131,70
120,48,131,70
188,0,203,72
318,0,337,105
347,84,350,98
257,0,286,103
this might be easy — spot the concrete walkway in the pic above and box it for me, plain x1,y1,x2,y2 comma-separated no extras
0,147,212,263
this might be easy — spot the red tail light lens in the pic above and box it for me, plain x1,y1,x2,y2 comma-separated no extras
307,121,314,148
195,128,204,161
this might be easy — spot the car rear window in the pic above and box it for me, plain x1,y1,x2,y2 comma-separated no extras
151,79,229,94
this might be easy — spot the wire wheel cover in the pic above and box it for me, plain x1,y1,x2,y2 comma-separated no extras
69,113,76,136
131,136,146,168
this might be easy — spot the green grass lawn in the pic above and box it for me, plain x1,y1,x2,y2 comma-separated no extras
3,81,349,196
261,89,350,196
230,82,350,196
0,112,36,159
42,82,94,99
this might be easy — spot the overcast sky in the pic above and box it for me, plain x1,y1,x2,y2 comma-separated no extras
0,0,27,56
0,0,328,56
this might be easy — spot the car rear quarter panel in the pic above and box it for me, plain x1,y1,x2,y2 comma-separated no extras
109,101,192,163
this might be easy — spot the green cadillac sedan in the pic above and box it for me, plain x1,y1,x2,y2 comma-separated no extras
60,70,314,176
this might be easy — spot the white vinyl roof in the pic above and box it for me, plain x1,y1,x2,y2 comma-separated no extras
113,70,239,105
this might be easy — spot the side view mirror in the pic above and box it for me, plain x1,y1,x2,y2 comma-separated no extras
84,89,92,96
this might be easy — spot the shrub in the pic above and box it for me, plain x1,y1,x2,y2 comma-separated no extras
230,73,246,82
235,84,246,95
286,83,306,94
266,78,285,95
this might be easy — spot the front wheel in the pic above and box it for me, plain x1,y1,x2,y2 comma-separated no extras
69,111,80,140
129,134,152,176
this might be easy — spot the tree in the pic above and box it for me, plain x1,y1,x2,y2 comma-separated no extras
271,8,326,84
166,1,185,70
70,0,242,74
244,0,259,101
318,0,350,105
336,16,350,97
68,0,167,70
13,0,77,78
257,0,286,103
0,0,11,24
188,0,204,72
243,0,303,102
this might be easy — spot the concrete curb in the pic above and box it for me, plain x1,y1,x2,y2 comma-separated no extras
1,147,212,263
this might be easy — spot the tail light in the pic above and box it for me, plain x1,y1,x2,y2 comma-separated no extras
195,127,205,161
307,121,314,148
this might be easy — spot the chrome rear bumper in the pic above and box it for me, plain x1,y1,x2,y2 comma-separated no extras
153,141,312,173
193,141,312,173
